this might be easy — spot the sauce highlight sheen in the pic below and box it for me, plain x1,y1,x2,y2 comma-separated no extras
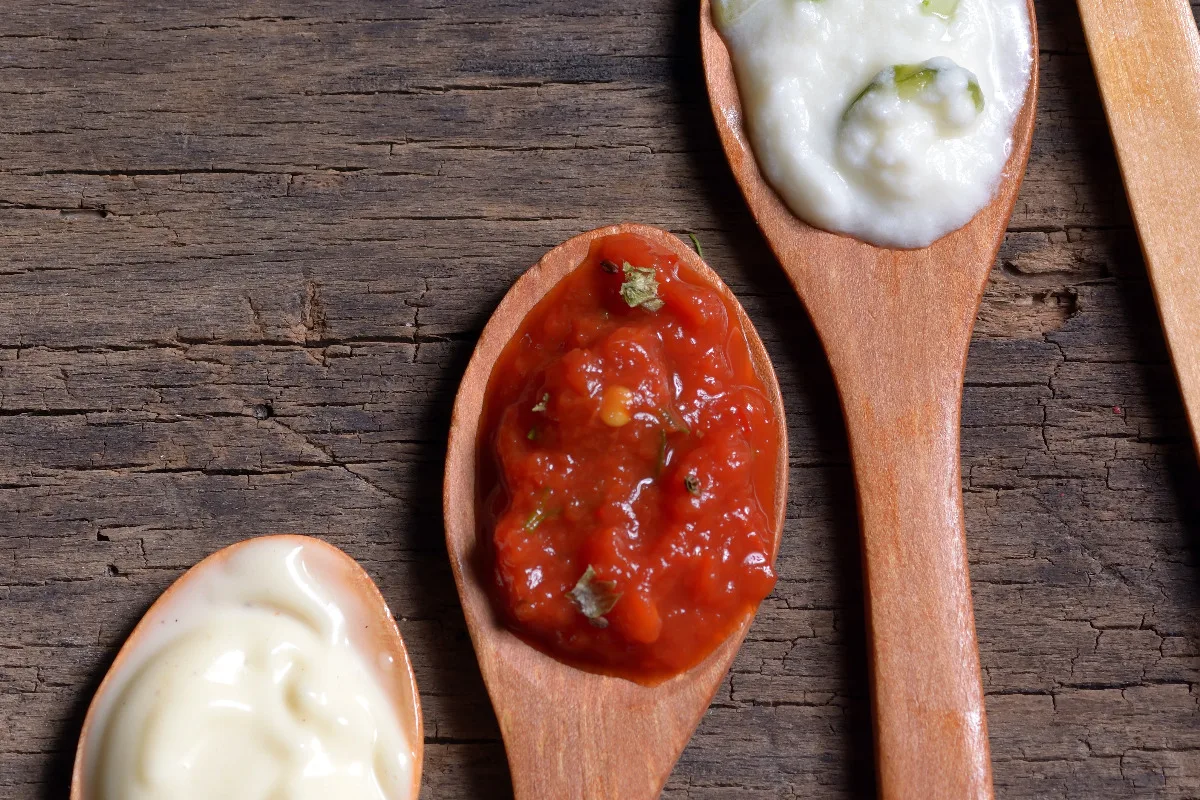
480,233,779,683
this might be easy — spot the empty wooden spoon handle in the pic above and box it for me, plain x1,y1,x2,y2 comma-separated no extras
837,355,992,800
1076,0,1200,448
772,242,996,800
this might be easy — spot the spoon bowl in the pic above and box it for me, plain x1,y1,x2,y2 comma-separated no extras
70,534,424,800
701,4,1038,798
443,223,788,800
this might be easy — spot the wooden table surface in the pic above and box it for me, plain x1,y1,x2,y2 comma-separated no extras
2,1,1198,798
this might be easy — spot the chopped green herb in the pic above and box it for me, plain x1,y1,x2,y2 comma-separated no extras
566,565,622,627
524,505,547,532
526,427,538,441
684,473,701,496
619,262,664,312
688,232,704,258
845,61,984,122
895,63,984,112
967,81,984,113
894,64,935,100
844,80,875,122
920,0,959,19
659,406,691,435
532,393,549,413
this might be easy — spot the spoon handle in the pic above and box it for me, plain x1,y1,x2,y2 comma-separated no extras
838,364,992,800
784,247,996,799
1076,0,1200,451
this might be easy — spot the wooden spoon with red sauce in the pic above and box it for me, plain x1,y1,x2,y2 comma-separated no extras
700,2,1038,798
443,223,788,799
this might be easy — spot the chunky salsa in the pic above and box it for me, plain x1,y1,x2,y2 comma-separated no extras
478,232,780,683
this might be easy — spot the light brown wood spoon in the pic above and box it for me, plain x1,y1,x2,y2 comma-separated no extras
443,223,788,799
70,535,424,800
1075,0,1200,451
700,4,1038,799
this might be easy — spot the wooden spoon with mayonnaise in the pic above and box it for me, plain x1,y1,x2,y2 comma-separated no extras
700,3,1038,798
443,223,788,799
70,535,424,800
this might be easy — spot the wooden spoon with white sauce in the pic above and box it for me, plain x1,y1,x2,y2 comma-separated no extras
701,3,1038,798
443,223,788,799
71,535,423,800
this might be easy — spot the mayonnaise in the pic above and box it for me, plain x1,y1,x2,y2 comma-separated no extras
81,538,417,800
713,0,1033,248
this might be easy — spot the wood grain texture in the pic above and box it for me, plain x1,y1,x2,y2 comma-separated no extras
0,1,1199,798
68,535,423,800
443,224,787,800
701,2,1037,797
1075,0,1200,454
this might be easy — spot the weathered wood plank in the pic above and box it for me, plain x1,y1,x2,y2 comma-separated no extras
1,1,1198,798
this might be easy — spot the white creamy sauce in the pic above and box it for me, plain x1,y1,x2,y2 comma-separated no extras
82,539,415,800
714,0,1033,248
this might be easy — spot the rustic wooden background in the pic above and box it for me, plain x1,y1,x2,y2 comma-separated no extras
2,1,1199,797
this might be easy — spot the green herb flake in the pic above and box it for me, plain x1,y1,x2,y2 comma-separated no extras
688,232,704,258
684,473,701,496
526,427,538,441
566,565,622,627
894,65,936,100
968,80,984,113
921,0,959,19
844,81,875,121
524,505,547,532
659,406,691,435
619,262,664,312
531,393,549,413
845,61,984,122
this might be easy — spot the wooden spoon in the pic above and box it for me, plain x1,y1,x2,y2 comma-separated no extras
700,5,1038,799
443,223,788,800
70,534,424,800
1075,0,1200,451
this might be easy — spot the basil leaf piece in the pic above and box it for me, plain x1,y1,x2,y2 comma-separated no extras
619,263,664,312
566,565,622,628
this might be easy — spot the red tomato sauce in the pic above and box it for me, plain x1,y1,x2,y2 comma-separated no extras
478,232,779,683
